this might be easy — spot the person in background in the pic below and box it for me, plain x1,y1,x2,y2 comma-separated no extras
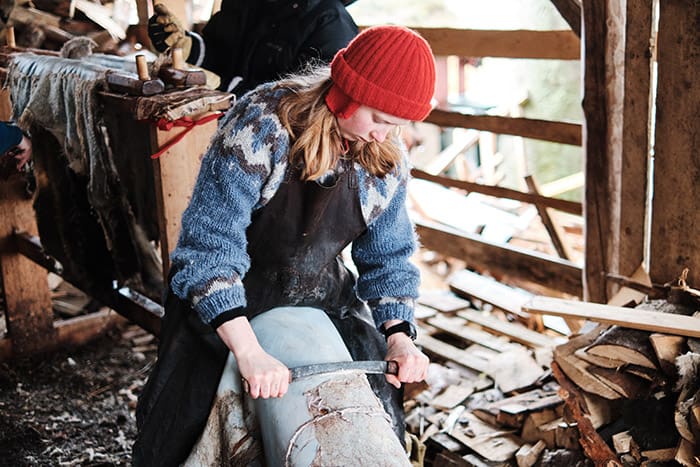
0,121,31,170
134,25,435,465
148,0,358,94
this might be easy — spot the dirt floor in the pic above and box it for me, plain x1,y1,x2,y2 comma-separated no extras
0,323,156,466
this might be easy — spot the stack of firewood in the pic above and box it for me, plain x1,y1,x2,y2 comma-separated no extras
405,275,700,466
552,299,700,466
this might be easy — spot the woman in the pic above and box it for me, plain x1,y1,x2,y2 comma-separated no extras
134,25,435,466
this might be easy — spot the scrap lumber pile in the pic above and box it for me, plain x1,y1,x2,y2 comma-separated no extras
409,270,700,466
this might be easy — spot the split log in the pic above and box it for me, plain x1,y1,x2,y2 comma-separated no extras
515,440,546,467
520,408,560,447
472,388,562,429
553,325,622,400
586,366,651,399
585,326,658,369
649,333,686,376
551,361,623,466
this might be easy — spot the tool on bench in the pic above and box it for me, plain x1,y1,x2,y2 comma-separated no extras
106,54,165,96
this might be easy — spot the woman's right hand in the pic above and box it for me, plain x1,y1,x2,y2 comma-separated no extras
216,316,290,399
236,347,290,399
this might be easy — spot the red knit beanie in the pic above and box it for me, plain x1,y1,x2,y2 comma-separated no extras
325,25,436,121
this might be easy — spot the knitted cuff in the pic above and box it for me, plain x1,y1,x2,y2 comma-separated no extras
209,307,246,330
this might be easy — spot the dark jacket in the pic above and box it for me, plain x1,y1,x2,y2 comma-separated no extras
188,0,357,93
0,121,22,155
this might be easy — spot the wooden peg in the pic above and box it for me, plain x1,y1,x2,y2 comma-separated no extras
135,54,149,80
171,48,184,70
6,27,15,48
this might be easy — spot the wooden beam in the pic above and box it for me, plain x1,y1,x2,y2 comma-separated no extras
523,296,700,338
412,169,582,215
524,175,574,260
549,0,582,37
14,233,163,336
649,1,700,287
0,87,56,354
581,0,616,303
0,310,125,362
415,220,583,297
425,109,582,146
411,28,580,60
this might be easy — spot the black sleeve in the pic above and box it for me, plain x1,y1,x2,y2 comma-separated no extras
0,122,23,155
296,1,358,66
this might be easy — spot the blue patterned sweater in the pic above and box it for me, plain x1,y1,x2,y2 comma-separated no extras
169,84,420,329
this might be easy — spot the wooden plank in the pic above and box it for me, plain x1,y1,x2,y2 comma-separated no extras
412,169,582,215
150,113,218,277
416,332,491,374
449,269,533,318
415,220,583,298
427,314,519,353
418,290,471,314
456,310,561,349
649,1,700,287
523,296,700,338
411,28,580,60
549,0,581,37
425,109,581,146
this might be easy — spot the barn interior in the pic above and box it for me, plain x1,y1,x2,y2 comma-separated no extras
0,0,699,465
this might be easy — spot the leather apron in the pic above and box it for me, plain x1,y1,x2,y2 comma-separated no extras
133,161,405,466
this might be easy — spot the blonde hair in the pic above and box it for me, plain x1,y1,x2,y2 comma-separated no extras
276,67,403,181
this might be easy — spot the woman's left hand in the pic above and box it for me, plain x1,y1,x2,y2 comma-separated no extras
384,333,429,389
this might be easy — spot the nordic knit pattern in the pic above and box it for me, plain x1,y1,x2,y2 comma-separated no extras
170,84,419,329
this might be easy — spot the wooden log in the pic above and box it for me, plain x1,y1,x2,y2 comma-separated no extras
551,361,623,466
553,325,622,400
523,296,700,338
585,326,658,369
586,366,650,399
521,409,560,447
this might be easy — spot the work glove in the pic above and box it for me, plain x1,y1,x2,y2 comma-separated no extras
148,3,192,58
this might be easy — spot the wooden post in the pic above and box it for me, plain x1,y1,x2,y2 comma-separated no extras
0,92,56,354
582,0,652,302
150,114,218,278
649,1,700,286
